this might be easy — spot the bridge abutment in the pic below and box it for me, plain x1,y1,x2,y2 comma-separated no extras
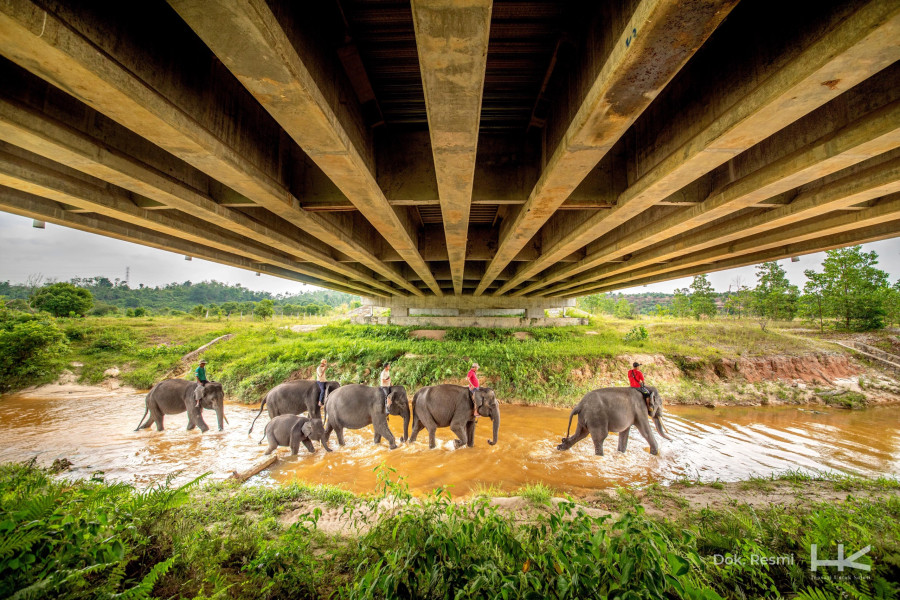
354,297,586,328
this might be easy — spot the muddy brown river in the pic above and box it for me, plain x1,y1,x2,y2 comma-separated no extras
1,390,898,496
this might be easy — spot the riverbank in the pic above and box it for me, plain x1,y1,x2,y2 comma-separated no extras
14,315,898,409
3,461,898,599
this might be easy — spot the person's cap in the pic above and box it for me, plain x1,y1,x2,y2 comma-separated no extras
320,358,327,364
472,362,480,368
199,359,208,364
632,362,640,368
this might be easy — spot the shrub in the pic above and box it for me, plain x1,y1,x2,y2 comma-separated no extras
624,325,649,342
30,282,93,317
0,310,68,391
89,302,118,316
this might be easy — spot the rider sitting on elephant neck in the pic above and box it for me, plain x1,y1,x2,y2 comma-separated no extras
316,359,328,406
467,363,480,419
194,359,208,407
628,362,651,408
380,363,392,413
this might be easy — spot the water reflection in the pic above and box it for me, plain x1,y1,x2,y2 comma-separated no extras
0,392,898,496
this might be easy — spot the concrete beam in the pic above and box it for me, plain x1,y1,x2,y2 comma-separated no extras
473,0,738,295
0,147,389,298
519,99,900,295
0,96,405,297
412,0,491,294
0,0,415,295
166,0,441,296
556,192,900,297
561,219,900,298
0,188,371,296
540,154,900,295
500,0,900,296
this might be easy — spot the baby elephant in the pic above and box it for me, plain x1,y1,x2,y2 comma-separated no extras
262,415,331,455
557,386,673,456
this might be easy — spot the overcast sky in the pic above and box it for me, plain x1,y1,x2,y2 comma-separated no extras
1,212,898,296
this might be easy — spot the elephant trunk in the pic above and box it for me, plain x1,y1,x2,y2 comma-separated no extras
488,406,500,446
216,401,225,431
653,414,673,441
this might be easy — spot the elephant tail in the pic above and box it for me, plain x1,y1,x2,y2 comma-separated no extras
134,405,150,431
564,404,581,440
248,395,267,435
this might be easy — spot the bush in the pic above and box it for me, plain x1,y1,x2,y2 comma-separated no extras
0,310,68,391
624,325,649,342
89,302,118,316
30,282,93,317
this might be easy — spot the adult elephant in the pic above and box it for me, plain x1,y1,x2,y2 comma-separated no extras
557,386,672,456
409,385,499,449
248,380,340,435
323,384,410,450
134,379,226,432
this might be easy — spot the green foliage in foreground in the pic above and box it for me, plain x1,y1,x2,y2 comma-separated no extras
0,309,69,392
2,463,899,600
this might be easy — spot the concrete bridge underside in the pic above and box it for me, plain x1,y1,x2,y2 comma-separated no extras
0,0,898,316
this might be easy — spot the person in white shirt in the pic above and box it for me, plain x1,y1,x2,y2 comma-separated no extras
316,359,328,406
380,363,392,413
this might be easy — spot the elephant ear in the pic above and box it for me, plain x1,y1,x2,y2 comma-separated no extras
193,385,204,402
301,421,313,438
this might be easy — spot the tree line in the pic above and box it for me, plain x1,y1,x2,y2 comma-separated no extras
577,246,899,331
0,277,360,317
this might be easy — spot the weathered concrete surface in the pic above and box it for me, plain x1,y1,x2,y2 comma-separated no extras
412,0,491,295
167,0,440,295
501,0,900,296
352,316,588,328
474,0,739,295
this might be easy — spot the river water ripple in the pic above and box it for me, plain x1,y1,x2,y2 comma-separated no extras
1,390,898,496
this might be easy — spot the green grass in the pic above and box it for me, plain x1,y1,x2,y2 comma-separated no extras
515,482,555,505
5,314,843,405
4,462,898,599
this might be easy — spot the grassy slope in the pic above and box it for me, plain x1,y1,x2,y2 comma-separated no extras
52,315,848,406
2,462,898,599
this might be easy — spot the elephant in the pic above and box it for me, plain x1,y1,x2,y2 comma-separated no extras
556,386,673,456
409,385,499,449
262,415,331,455
248,380,340,435
322,384,410,450
134,379,226,432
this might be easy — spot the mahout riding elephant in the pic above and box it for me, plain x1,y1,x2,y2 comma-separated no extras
248,380,340,435
323,384,410,450
557,386,672,456
134,379,226,432
262,415,331,455
409,385,499,449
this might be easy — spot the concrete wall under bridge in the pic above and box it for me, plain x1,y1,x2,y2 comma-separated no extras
351,315,588,328
356,296,586,327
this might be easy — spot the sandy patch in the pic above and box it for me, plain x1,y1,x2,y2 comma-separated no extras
286,324,325,333
513,331,532,341
410,329,446,340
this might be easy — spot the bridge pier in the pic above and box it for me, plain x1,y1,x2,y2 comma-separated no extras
355,297,584,328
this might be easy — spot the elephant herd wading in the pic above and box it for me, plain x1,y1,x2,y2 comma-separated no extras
136,378,673,457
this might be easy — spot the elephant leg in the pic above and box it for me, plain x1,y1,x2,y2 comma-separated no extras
409,418,424,444
186,416,196,431
323,420,333,445
559,416,590,450
428,427,437,449
373,417,397,449
335,426,346,447
634,419,659,455
302,439,315,453
264,435,278,455
450,421,468,449
590,427,609,456
152,408,165,431
373,432,382,444
465,420,476,447
617,426,631,453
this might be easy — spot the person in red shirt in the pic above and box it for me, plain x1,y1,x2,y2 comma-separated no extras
628,361,651,405
467,362,480,418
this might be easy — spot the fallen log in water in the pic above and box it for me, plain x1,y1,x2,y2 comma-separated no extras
230,454,277,483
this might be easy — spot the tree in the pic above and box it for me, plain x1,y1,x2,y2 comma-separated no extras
190,304,204,317
689,275,717,319
0,310,68,392
883,281,900,328
30,283,93,317
253,299,274,320
799,270,828,332
671,288,691,318
751,262,799,329
613,298,635,319
819,246,889,330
